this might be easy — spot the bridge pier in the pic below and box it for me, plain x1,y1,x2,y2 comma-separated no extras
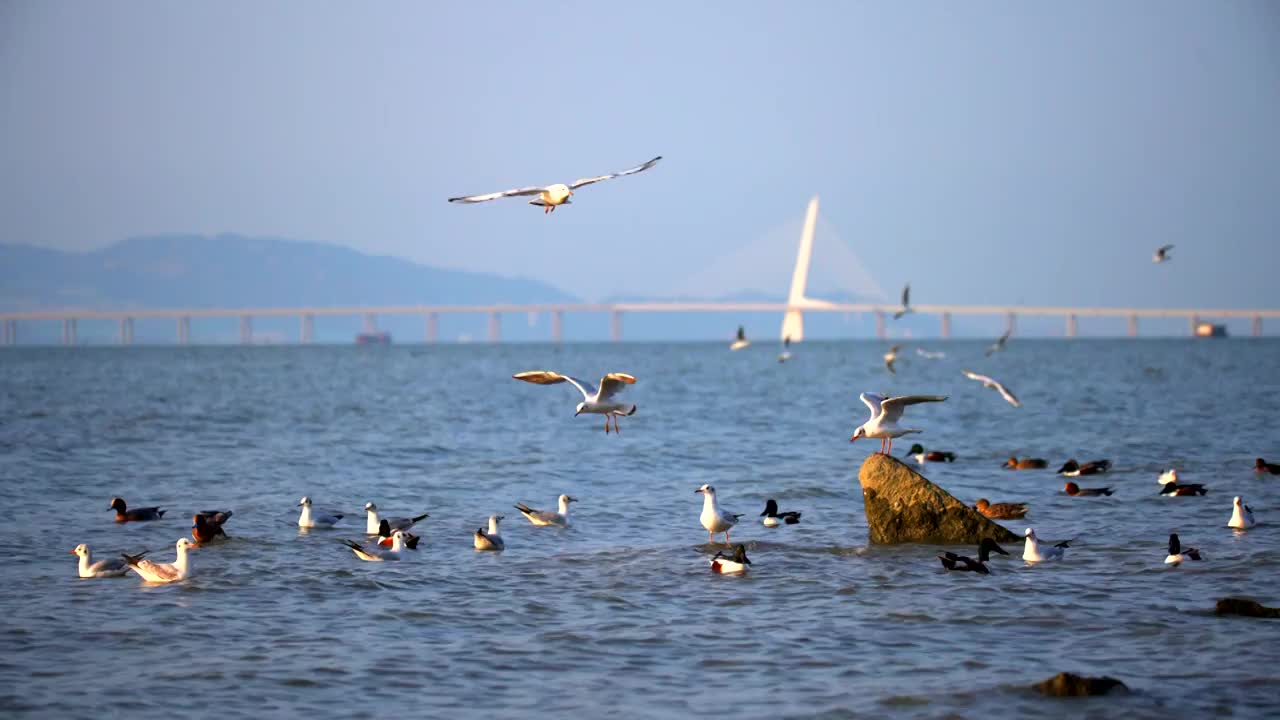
239,315,253,344
62,318,77,346
119,318,135,345
1066,314,1077,338
177,317,190,345
1254,316,1263,337
610,310,622,342
488,312,501,343
3,319,14,346
551,311,563,344
426,313,438,344
1005,312,1016,337
1128,314,1138,337
875,311,886,340
1189,314,1200,336
940,312,951,339
300,314,314,344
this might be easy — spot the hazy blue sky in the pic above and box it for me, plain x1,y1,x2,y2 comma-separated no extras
2,1,1278,307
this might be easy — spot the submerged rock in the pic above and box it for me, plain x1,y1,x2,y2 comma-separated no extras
858,454,1018,544
1033,672,1129,697
1215,597,1280,618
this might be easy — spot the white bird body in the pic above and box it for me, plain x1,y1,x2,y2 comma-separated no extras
474,515,505,551
1023,528,1068,563
343,531,408,562
1229,496,1256,529
448,156,661,213
297,496,343,528
850,393,948,453
961,370,1021,407
730,325,750,351
515,495,576,527
71,544,131,578
883,345,900,374
513,370,637,433
1153,244,1174,263
364,503,428,535
125,539,193,583
696,484,741,543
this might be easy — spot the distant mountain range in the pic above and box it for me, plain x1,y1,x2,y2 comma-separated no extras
0,234,578,311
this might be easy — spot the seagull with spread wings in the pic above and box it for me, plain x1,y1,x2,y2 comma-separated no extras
850,392,948,454
1153,244,1174,263
448,156,662,214
961,370,1022,407
513,371,637,433
985,329,1012,356
893,284,912,319
883,345,901,374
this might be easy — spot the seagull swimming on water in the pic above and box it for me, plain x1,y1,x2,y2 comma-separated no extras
448,156,661,214
364,502,429,536
474,515,505,551
297,496,344,528
961,370,1022,407
1228,496,1256,529
1023,528,1069,563
514,494,576,528
985,330,1012,357
696,484,741,544
513,370,637,434
850,393,947,454
72,544,136,578
1153,244,1174,263
123,538,195,583
893,284,912,320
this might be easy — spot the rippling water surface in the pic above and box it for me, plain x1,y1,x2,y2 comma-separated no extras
2,339,1278,718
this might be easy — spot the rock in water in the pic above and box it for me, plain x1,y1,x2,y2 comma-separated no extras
1033,672,1129,697
858,454,1019,544
1215,597,1280,618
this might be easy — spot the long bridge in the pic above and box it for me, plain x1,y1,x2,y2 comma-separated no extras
2,198,1275,345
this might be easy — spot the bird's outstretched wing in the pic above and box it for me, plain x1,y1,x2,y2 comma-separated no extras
512,371,594,400
994,381,1021,408
449,186,547,204
597,373,637,401
901,284,910,307
1158,244,1174,253
859,392,884,421
569,156,662,190
986,330,1011,355
961,369,994,385
879,395,948,423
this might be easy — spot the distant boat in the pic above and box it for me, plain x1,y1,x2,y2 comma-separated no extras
1194,323,1227,338
730,325,750,351
356,331,392,345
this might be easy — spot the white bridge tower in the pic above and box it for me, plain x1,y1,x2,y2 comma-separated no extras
779,196,834,342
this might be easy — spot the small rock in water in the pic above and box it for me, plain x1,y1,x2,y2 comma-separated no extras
1215,597,1280,618
1033,672,1129,697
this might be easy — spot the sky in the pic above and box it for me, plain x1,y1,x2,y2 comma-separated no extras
2,1,1279,308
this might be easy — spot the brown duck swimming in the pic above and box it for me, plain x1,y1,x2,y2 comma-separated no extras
1064,482,1113,497
191,510,233,543
975,498,1029,519
109,497,165,523
1004,457,1048,470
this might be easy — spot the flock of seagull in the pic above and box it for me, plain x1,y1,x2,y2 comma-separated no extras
69,158,1270,582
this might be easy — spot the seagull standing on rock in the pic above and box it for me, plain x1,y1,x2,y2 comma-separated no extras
513,371,637,434
696,484,741,544
850,393,948,454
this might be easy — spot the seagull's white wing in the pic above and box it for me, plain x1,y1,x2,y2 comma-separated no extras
448,186,547,204
879,395,947,423
859,392,884,421
132,559,181,582
962,369,995,385
597,373,637,401
993,381,1021,408
568,156,662,190
512,371,595,400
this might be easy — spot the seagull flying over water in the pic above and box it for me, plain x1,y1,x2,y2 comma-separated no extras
513,370,637,434
1153,244,1174,263
985,330,1012,357
893,284,912,320
916,348,946,359
961,370,1021,407
850,393,947,454
448,156,661,214
883,345,900,375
